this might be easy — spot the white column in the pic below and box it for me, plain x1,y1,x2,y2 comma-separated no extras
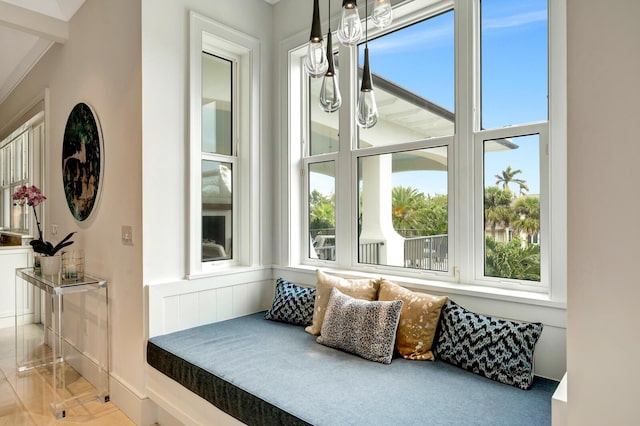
359,154,404,266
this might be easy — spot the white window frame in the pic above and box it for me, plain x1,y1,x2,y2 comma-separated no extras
188,12,261,277
472,122,550,293
0,108,44,236
286,0,566,299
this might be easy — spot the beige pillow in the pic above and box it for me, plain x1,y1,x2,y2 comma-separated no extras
305,270,380,336
378,279,448,361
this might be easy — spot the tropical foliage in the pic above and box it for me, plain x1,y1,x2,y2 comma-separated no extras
391,186,447,236
484,175,541,281
310,186,448,237
484,186,513,238
485,236,540,281
309,189,335,232
512,196,540,243
309,166,541,283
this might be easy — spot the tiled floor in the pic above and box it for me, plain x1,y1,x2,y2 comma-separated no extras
0,325,135,425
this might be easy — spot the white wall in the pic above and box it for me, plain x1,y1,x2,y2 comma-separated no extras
567,0,640,424
141,0,274,285
0,0,144,421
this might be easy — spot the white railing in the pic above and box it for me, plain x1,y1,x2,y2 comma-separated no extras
310,228,448,272
404,234,448,272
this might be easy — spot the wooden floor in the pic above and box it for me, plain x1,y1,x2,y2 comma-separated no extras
0,325,135,425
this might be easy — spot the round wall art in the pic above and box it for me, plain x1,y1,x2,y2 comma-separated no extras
62,102,103,221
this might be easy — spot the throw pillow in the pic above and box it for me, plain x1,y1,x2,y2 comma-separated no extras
264,278,316,326
317,288,403,364
305,270,380,335
434,300,543,390
377,279,448,361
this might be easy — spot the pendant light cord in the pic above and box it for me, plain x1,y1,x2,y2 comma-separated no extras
365,0,368,48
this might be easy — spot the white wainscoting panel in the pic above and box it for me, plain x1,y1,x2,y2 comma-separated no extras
146,267,274,338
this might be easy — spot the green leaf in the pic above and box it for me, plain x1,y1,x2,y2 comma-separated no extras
29,232,76,256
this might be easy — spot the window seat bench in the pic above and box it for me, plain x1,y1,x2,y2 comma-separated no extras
146,311,558,426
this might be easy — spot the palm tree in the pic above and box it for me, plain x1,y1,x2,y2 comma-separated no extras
309,190,335,231
512,196,540,243
495,166,529,196
484,186,513,239
391,186,425,231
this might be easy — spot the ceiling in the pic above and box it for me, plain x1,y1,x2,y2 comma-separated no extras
0,0,86,104
0,0,280,106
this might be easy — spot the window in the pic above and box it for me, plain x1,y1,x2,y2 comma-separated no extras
308,161,335,260
189,12,260,275
290,0,564,294
476,0,549,286
0,112,44,235
201,52,234,262
358,147,448,271
357,11,455,148
480,130,545,283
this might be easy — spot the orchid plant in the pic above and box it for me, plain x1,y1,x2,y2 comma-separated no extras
12,185,75,256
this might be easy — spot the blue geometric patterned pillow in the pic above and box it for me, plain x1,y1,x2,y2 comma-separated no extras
265,278,316,326
434,300,543,390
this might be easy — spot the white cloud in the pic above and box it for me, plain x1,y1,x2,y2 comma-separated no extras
483,10,547,30
370,25,453,54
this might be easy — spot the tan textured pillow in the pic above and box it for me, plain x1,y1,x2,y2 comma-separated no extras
305,270,380,335
378,279,448,361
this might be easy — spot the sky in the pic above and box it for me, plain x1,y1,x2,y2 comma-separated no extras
375,0,545,197
311,0,548,198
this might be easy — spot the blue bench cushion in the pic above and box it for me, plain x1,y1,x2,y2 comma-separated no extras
147,312,557,426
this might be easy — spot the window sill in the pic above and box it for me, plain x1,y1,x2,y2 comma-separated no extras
186,264,272,281
274,264,566,311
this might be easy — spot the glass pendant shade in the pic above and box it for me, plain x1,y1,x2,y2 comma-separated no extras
336,0,362,46
357,46,378,128
304,41,329,77
320,71,342,113
305,0,329,78
372,0,393,29
357,88,378,128
320,33,342,112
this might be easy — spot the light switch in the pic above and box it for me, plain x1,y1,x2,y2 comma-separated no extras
121,225,133,245
51,224,58,235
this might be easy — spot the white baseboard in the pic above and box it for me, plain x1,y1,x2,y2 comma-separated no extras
0,316,14,329
110,372,158,426
1,313,34,329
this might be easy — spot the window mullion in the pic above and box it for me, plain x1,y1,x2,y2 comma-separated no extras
334,43,357,267
454,0,477,283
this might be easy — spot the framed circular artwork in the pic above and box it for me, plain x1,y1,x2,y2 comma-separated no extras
62,102,103,221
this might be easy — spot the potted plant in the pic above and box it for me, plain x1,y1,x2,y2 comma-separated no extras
12,185,75,275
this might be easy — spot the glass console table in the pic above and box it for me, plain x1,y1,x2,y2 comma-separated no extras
15,267,109,418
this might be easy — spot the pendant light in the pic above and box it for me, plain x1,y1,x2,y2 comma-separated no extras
372,0,393,29
305,0,329,78
336,0,362,46
319,0,342,112
357,1,378,128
